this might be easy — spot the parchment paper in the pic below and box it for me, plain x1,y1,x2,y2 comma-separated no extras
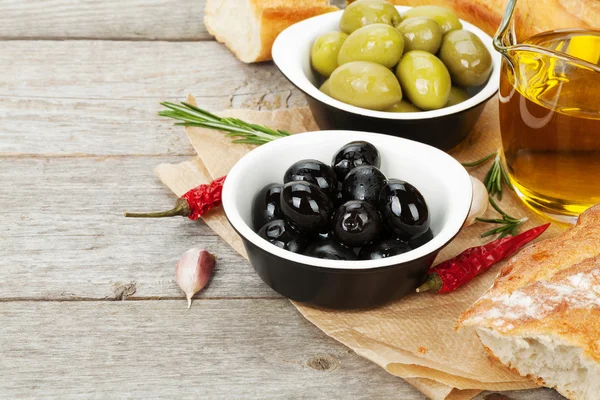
154,94,566,400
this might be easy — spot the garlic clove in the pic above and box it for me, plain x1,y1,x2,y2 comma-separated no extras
466,175,488,227
175,248,216,308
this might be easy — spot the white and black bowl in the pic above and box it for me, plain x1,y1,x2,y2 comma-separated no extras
222,131,472,309
272,6,501,151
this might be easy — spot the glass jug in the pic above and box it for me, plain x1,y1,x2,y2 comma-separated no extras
494,0,600,223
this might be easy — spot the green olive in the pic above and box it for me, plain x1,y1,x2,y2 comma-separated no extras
446,86,470,106
337,24,404,68
340,0,402,34
320,79,332,96
402,6,462,34
396,17,442,54
395,51,451,110
385,100,421,112
311,31,349,78
329,61,403,110
439,29,493,87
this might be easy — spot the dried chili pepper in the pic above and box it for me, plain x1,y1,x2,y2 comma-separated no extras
416,223,550,294
124,176,226,220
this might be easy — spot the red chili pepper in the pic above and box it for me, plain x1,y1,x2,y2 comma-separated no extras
416,223,550,294
124,176,226,220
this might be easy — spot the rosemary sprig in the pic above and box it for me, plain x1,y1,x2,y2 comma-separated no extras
476,197,528,238
462,150,513,200
159,102,291,145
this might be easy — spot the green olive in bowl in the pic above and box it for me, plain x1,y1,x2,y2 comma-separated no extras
396,17,442,54
311,31,349,78
337,24,404,68
395,50,451,110
320,79,332,96
402,6,462,34
329,61,403,111
385,100,421,113
439,29,493,87
339,0,402,34
446,86,470,106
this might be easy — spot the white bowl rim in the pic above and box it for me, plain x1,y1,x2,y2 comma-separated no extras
272,6,501,120
222,130,473,270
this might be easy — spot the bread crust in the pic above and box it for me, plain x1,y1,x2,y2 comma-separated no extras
204,0,338,63
459,204,600,399
386,0,599,38
257,5,339,62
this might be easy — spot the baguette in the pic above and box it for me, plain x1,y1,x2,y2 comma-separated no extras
384,0,599,38
459,205,600,400
204,0,338,63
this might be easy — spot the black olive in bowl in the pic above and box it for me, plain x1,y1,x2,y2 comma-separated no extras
380,180,430,241
304,238,358,261
359,239,411,260
342,165,387,205
332,141,381,181
284,159,338,196
280,181,333,233
252,183,283,230
331,200,382,247
408,229,435,250
271,7,501,151
258,219,307,254
222,131,472,309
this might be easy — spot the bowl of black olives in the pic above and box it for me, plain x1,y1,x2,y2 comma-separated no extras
222,131,472,309
271,1,501,151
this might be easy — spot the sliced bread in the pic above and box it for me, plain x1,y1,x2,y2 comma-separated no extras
459,205,600,400
204,0,338,63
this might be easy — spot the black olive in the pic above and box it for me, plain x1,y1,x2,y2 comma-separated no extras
331,200,382,247
303,238,358,260
342,165,387,205
408,228,434,250
333,181,344,207
280,181,333,233
258,219,307,253
332,141,381,181
252,183,283,230
379,179,430,240
359,239,412,260
284,159,338,196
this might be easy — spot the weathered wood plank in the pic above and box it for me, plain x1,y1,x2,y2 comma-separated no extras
0,41,306,156
0,0,210,40
0,156,279,300
0,299,423,399
0,0,347,41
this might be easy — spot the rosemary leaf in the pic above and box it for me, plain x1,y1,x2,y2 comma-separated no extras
462,150,514,199
159,101,291,145
461,152,496,167
476,196,528,238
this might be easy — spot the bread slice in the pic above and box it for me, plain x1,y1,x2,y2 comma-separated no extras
382,0,600,38
204,0,338,63
459,204,600,400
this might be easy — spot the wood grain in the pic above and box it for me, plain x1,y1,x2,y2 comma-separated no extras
0,156,279,300
0,0,348,41
0,299,562,399
0,300,421,399
0,41,306,156
0,0,209,40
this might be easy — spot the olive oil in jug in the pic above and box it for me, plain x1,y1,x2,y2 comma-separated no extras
496,23,600,221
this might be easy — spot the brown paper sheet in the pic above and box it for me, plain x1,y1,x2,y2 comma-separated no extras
154,95,566,400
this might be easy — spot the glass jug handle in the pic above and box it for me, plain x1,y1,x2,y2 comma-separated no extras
494,0,518,53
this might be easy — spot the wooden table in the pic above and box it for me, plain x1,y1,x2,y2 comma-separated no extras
0,1,563,398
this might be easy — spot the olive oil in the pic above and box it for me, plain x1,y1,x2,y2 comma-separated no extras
499,29,600,221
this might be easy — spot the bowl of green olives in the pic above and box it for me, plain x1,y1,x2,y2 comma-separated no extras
221,131,472,309
272,1,501,151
